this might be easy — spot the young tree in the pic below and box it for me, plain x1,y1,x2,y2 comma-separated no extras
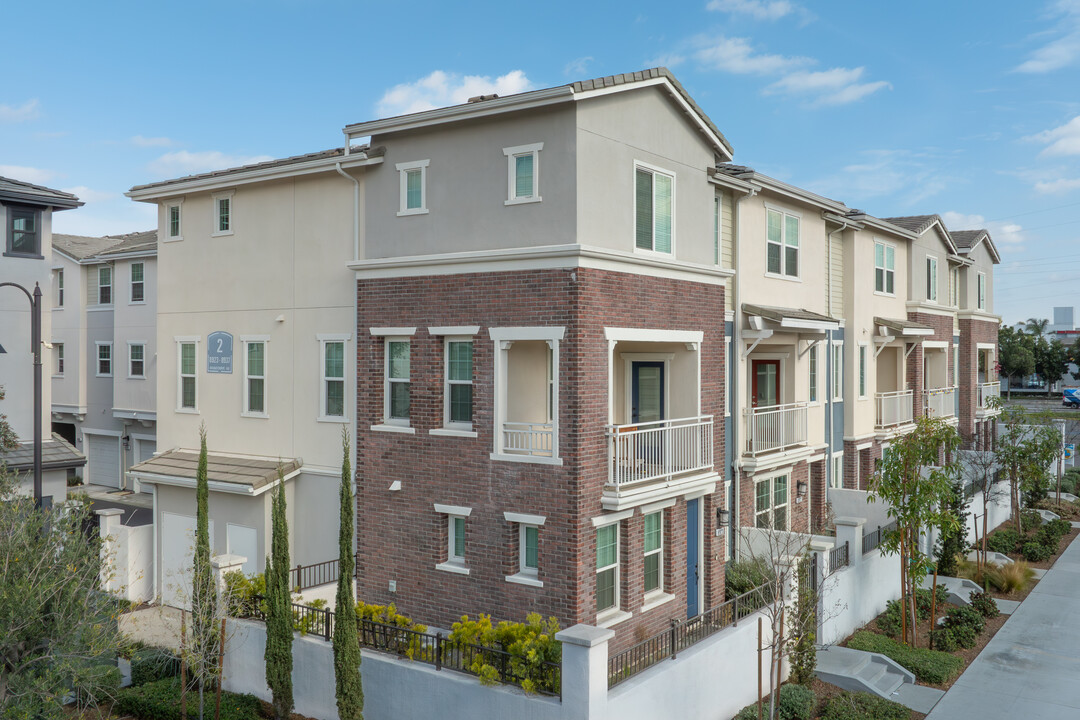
934,476,969,577
188,425,219,720
998,326,1035,399
333,429,363,720
868,416,961,647
1035,338,1070,397
265,468,293,720
960,436,1008,573
995,406,1061,533
0,386,18,451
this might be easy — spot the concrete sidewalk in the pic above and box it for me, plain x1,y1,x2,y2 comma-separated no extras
926,536,1080,719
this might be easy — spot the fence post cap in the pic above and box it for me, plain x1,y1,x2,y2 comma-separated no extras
555,624,614,648
808,539,831,552
211,553,248,569
96,507,125,517
833,516,866,528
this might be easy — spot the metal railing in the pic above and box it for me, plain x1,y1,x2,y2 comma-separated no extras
923,386,957,419
289,559,345,592
607,416,714,488
977,382,1001,409
501,421,554,457
608,584,773,688
744,403,808,456
861,520,897,555
829,540,850,570
875,390,913,429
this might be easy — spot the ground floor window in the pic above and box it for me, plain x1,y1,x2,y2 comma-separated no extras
755,474,789,530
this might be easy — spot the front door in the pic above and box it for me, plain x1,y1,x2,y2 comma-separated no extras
687,498,700,617
752,359,780,409
631,361,665,424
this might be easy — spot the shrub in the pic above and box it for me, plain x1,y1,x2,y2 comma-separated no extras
821,690,912,720
130,647,181,687
876,586,948,638
969,591,1000,618
726,556,773,599
1047,517,1072,537
449,613,562,695
1022,541,1052,562
985,561,1037,594
734,684,817,720
943,606,985,635
985,528,1020,555
1033,526,1062,554
113,678,262,720
222,570,266,619
847,631,964,684
1020,509,1043,532
929,628,958,652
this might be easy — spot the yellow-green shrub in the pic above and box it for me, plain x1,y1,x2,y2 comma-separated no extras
449,613,561,695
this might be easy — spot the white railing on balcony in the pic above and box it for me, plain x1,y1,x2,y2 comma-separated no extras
744,402,808,456
502,422,554,456
607,416,714,489
977,382,1001,409
923,386,957,419
875,390,914,429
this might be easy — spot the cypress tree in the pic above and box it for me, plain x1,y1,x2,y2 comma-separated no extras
265,467,293,720
190,424,218,719
333,429,364,719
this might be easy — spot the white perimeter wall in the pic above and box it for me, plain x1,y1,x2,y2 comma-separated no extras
819,544,900,646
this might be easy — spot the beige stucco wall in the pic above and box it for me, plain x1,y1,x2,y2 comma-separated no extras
907,224,952,306
960,241,995,314
112,256,157,414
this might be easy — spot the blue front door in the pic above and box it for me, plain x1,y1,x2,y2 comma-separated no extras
687,498,700,617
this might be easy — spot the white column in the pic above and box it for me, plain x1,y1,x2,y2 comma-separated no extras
211,553,248,602
97,507,125,594
832,516,865,573
554,624,614,720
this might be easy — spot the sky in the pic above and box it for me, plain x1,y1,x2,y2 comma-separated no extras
2,0,1079,326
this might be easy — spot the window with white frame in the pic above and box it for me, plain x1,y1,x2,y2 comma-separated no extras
953,344,959,388
766,207,800,278
713,196,721,265
6,205,41,256
504,143,542,204
832,341,844,401
809,344,819,403
445,339,473,428
926,256,938,302
98,266,112,304
504,512,545,585
634,164,674,253
450,516,465,561
755,474,789,530
130,262,145,303
56,268,64,307
490,327,563,462
55,343,64,376
859,344,868,398
874,241,895,294
168,202,182,240
243,338,267,416
177,340,197,411
320,337,347,420
434,503,471,573
977,273,986,310
596,523,620,613
949,267,959,306
831,454,843,489
213,191,234,235
396,160,429,216
385,339,410,425
97,342,112,377
129,343,145,378
643,511,664,595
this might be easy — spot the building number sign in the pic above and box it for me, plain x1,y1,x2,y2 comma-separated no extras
207,331,233,374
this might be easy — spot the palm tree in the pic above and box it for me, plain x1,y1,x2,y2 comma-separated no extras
1025,317,1049,337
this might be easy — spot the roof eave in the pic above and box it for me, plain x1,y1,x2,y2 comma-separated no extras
0,190,83,210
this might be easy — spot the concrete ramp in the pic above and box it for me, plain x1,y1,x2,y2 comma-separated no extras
816,645,913,699
1036,509,1060,523
921,575,983,606
966,550,1013,565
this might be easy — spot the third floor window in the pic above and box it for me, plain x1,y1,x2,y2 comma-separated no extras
634,164,674,254
766,208,799,278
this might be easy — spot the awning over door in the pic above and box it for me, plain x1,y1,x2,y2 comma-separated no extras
129,449,302,495
743,303,841,331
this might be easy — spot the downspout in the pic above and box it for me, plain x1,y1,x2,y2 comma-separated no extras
334,162,360,264
731,183,758,557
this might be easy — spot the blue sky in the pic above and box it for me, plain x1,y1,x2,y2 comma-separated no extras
3,0,1079,325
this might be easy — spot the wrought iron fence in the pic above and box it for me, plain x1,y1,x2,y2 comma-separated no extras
861,520,897,555
288,559,342,592
607,584,772,688
829,540,850,570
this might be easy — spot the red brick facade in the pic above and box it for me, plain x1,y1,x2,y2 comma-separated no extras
906,311,956,419
958,317,1000,448
738,460,811,534
355,267,726,649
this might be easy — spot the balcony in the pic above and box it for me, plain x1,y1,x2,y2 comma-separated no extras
607,416,714,490
744,402,808,456
977,382,1001,414
923,387,957,420
875,390,914,430
501,422,554,457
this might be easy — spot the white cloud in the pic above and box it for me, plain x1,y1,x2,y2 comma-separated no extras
148,150,275,177
765,66,891,106
0,99,40,123
0,164,54,184
645,53,687,69
564,56,593,77
61,186,116,204
1015,1,1080,73
941,211,1027,246
810,149,956,206
52,201,157,238
693,35,812,75
1034,177,1080,193
375,70,535,118
131,135,174,148
706,0,796,20
1027,115,1080,156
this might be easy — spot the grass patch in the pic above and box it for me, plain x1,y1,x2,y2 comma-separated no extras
847,631,964,685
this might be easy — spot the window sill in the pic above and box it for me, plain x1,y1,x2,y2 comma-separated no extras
873,291,896,298
633,247,675,259
129,301,146,306
504,196,542,206
490,452,563,466
371,424,416,435
505,572,543,588
176,408,200,415
764,272,802,283
641,591,676,613
52,374,64,379
211,230,234,238
435,561,470,576
96,374,113,379
128,376,146,381
163,236,184,243
317,416,350,424
596,609,632,629
396,208,428,217
3,251,44,259
430,428,477,438
241,411,269,419
52,307,64,311
87,306,114,313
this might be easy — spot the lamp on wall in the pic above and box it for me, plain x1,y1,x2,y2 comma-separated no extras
797,480,808,497
716,508,730,528
122,435,131,451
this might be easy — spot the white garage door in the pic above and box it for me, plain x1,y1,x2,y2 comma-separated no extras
137,439,156,464
227,523,258,575
160,512,214,609
86,433,121,488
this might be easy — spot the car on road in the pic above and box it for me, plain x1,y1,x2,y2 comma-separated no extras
1065,388,1080,408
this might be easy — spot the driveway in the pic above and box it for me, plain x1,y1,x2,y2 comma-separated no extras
926,536,1080,719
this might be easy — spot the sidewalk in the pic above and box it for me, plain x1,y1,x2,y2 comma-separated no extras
926,536,1080,719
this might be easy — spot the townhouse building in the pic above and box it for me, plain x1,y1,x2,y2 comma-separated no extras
0,176,85,503
51,231,158,490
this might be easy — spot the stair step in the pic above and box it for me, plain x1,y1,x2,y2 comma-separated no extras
875,670,905,696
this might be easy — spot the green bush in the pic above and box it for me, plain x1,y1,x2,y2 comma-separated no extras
1033,526,1062,554
222,570,266,618
1022,541,1052,562
726,556,773,599
130,647,181,687
876,586,948,638
986,528,1020,555
734,684,816,720
847,631,964,684
821,690,912,720
969,591,1000,618
113,678,262,720
1047,517,1072,538
929,628,958,652
943,606,985,635
449,613,562,695
1020,509,1043,532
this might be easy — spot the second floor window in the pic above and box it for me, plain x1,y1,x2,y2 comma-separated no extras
875,241,895,294
322,340,346,419
215,195,232,234
634,165,673,253
504,143,543,204
168,203,182,238
7,206,41,256
978,273,986,310
131,262,145,302
386,339,410,424
98,266,112,304
859,345,868,397
832,342,843,401
179,341,197,410
244,340,267,416
809,344,818,403
766,208,799,277
926,256,938,302
57,269,64,307
445,339,473,428
55,343,64,375
129,343,145,378
396,160,429,216
97,343,112,377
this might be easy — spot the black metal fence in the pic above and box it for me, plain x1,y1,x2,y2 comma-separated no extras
829,540,850,570
288,559,354,592
607,584,772,688
861,520,897,555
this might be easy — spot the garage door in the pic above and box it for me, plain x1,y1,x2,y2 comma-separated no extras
160,513,214,609
137,439,156,463
85,433,121,488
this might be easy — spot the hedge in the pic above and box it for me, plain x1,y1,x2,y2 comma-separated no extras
846,631,964,684
821,690,911,720
734,684,815,720
113,678,262,720
130,647,181,687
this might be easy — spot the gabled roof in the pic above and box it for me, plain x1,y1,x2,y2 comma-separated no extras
95,231,157,257
881,214,958,254
951,229,1001,264
54,230,157,262
0,176,83,209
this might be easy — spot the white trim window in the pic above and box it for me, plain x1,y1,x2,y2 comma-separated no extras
96,342,113,377
55,342,64,376
926,255,938,303
874,241,895,294
830,453,843,490
832,341,844,401
643,511,664,595
177,339,198,411
167,201,183,241
977,273,986,310
129,342,145,378
953,343,959,388
714,195,721,265
385,338,411,426
755,474,789,530
396,160,429,216
949,267,959,307
596,523,620,613
766,207,800,278
212,190,234,236
490,327,564,464
434,503,472,574
319,336,349,421
98,266,112,304
858,344,868,398
56,268,64,307
242,338,268,417
504,142,542,205
130,262,145,303
809,344,819,404
634,163,674,254
444,338,473,429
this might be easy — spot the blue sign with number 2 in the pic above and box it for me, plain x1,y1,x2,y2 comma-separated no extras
207,331,233,374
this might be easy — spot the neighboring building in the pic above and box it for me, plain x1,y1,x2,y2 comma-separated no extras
51,231,158,490
0,176,85,503
1049,306,1075,334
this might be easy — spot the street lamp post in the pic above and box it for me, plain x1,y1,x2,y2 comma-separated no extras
0,281,43,508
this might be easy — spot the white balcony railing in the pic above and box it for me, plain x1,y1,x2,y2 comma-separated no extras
502,422,554,457
607,416,714,489
923,386,957,419
977,382,1001,409
875,390,914,429
744,402,808,456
